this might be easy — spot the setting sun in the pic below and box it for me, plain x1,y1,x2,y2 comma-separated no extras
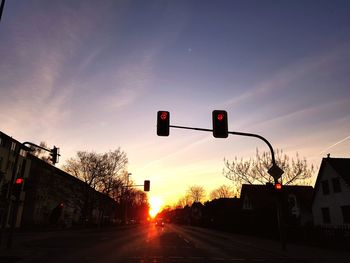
149,197,163,218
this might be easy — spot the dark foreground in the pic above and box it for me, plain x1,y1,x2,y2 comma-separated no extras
0,223,349,263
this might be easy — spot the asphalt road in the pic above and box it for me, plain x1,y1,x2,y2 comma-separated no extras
1,223,349,263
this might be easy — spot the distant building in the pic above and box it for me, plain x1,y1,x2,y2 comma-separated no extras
312,157,350,230
202,197,242,231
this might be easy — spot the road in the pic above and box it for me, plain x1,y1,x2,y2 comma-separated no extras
1,223,349,263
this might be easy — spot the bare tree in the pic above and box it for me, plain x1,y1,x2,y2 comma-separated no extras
63,148,128,194
176,194,192,208
186,185,206,204
224,148,315,193
97,149,128,195
210,185,235,200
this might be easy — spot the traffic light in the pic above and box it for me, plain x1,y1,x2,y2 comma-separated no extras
274,182,282,191
50,146,59,164
13,177,24,197
212,110,228,138
157,111,170,136
144,180,150,192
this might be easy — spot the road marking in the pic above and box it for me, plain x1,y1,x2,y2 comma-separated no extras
183,238,190,244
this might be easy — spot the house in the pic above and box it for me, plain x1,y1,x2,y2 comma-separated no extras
312,156,350,230
240,184,313,234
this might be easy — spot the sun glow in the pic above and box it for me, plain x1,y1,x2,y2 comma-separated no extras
149,197,163,218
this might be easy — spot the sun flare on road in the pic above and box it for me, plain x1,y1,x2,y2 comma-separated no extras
149,197,163,218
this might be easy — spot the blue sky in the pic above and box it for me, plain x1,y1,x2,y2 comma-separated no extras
1,0,350,205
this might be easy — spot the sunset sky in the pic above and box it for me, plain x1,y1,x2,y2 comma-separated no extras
1,0,350,206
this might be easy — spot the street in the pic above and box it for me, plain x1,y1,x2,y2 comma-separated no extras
1,223,349,263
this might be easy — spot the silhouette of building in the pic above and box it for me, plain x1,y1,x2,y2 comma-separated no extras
240,184,313,235
312,156,350,231
22,155,117,227
0,131,32,228
202,197,242,231
0,130,117,229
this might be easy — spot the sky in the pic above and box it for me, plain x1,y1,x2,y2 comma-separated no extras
1,0,350,206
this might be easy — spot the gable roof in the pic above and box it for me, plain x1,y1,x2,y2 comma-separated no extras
326,157,350,186
314,157,350,191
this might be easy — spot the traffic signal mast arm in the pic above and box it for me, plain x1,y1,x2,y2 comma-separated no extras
23,142,52,153
123,180,150,192
23,142,60,164
169,125,276,166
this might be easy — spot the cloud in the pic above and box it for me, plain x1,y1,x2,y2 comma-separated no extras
320,135,350,154
220,44,350,110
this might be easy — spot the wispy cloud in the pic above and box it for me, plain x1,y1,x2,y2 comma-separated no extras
221,44,350,110
0,1,114,139
320,135,350,154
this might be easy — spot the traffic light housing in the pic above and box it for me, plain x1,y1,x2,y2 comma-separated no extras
50,146,59,164
274,182,282,191
157,111,170,136
144,180,150,192
13,177,24,197
212,110,228,138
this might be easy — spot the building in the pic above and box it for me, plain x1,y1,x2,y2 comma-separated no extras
1,130,117,229
312,156,350,230
0,131,32,228
240,184,313,236
22,155,117,227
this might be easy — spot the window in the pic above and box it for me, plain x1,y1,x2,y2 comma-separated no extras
19,149,27,157
321,207,331,223
321,180,330,195
341,206,350,223
243,196,252,210
11,142,16,151
332,178,341,193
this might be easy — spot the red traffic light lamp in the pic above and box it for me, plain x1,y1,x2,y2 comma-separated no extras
15,178,24,185
274,182,282,190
